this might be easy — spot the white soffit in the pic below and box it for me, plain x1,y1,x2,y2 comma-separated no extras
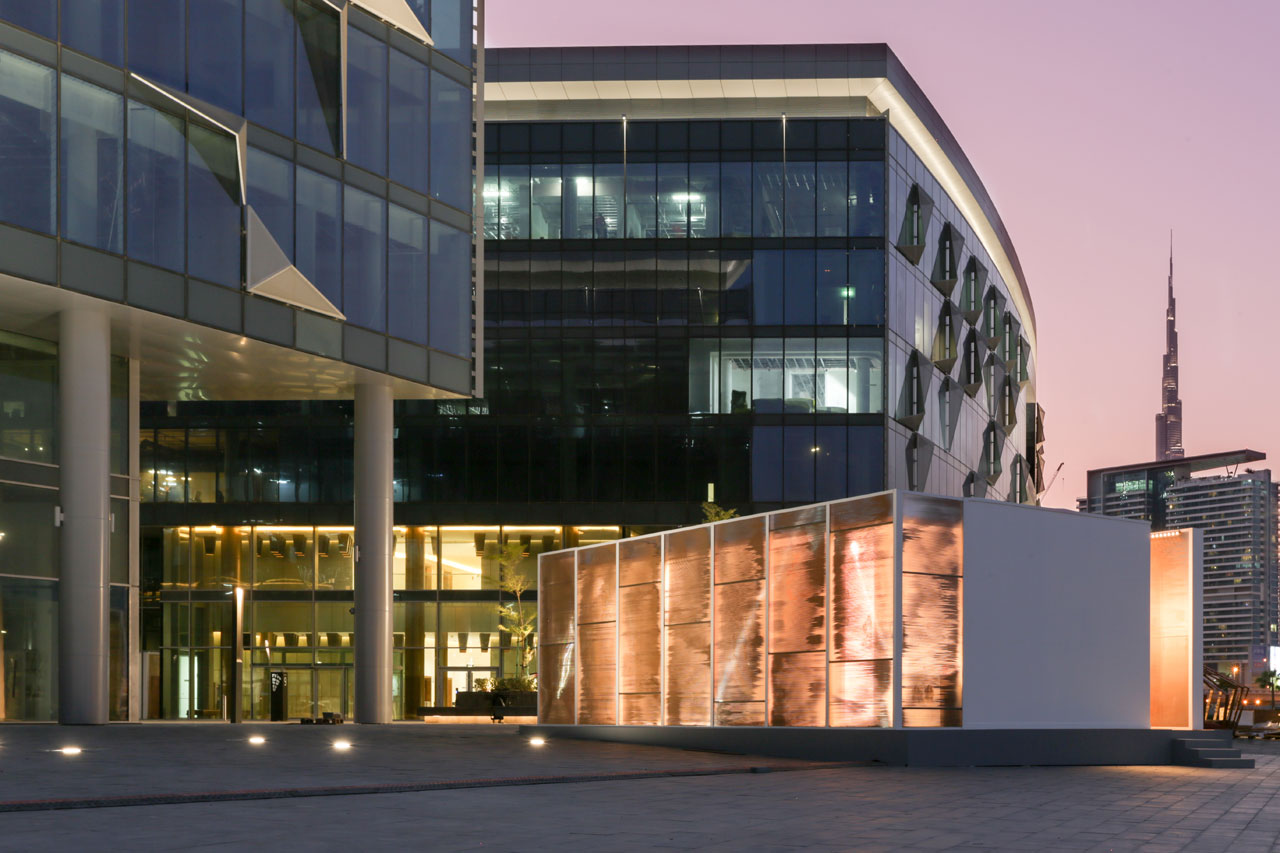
484,75,1036,354
349,0,434,45
246,207,346,321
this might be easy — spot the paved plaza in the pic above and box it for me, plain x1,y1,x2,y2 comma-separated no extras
0,725,1277,851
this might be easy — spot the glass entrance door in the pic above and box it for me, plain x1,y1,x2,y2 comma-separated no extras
250,666,349,719
315,667,349,718
438,666,498,708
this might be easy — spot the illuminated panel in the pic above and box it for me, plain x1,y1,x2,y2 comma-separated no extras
619,535,661,587
664,527,711,726
830,660,892,727
829,492,893,532
618,577,662,725
1151,530,1194,729
538,551,576,723
900,494,963,727
576,544,617,725
768,506,827,727
713,516,766,726
829,509,894,727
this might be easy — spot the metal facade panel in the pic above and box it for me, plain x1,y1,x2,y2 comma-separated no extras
768,651,826,727
664,527,711,626
714,516,766,584
901,494,963,726
619,535,661,587
618,582,662,699
829,659,892,726
713,578,765,704
768,522,825,654
576,621,617,724
577,543,618,625
664,622,711,725
831,523,894,662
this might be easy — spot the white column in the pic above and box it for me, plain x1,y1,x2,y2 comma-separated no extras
354,380,394,723
58,307,111,724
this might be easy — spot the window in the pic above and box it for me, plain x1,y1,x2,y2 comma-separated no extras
0,331,57,463
430,70,472,211
0,50,55,235
429,221,472,358
187,122,242,286
245,0,295,135
128,0,186,91
429,0,472,67
189,0,244,114
62,0,125,66
0,2,54,38
530,164,561,239
752,160,784,237
343,187,387,331
127,100,185,272
388,204,429,345
295,0,342,155
849,161,884,237
60,75,124,253
784,160,815,237
295,165,342,307
815,161,847,236
389,49,429,192
247,147,295,254
347,27,388,174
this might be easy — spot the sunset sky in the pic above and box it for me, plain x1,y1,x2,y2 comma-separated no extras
485,0,1280,507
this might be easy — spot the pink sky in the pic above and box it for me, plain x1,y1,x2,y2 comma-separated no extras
485,0,1280,507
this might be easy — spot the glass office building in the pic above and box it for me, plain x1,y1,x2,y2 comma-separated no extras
138,44,1040,721
0,0,480,723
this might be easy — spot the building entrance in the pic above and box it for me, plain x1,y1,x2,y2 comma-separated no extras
438,666,497,708
251,666,351,720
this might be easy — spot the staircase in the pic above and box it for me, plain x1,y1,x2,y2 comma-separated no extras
1172,737,1254,768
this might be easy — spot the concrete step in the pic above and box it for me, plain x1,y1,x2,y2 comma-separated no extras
1171,737,1254,769
1194,756,1256,768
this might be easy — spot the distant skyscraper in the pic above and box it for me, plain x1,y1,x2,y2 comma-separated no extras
1155,236,1185,460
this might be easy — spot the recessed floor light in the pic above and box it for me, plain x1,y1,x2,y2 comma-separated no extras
248,735,266,745
529,737,546,747
59,746,82,756
332,740,352,751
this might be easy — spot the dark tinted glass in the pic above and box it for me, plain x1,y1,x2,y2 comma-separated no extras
62,0,125,66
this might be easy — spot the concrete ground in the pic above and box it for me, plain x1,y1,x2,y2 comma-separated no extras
0,724,1277,851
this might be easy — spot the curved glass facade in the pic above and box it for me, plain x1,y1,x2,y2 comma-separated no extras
0,0,477,389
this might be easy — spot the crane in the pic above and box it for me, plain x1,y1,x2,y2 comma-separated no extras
1039,462,1065,500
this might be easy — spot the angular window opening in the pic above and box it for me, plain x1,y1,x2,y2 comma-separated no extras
895,350,928,431
960,257,986,321
295,0,342,156
931,304,959,372
1011,455,1027,503
1002,378,1019,429
961,330,982,396
895,184,932,265
937,378,958,451
982,423,1003,482
930,223,963,296
981,287,1004,344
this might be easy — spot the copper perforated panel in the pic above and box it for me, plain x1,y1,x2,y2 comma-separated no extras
768,651,827,727
664,622,711,725
768,522,826,654
619,535,662,587
829,659,892,727
539,551,577,646
771,504,827,531
901,708,963,727
619,693,661,726
665,527,711,626
714,578,765,703
576,621,617,724
900,494,962,727
714,516,766,584
538,640,576,723
829,492,894,532
577,543,618,625
901,494,963,576
619,582,661,695
901,573,962,716
831,524,894,662
1151,531,1193,728
715,701,766,726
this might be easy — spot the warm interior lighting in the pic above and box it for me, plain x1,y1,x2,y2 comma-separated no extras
529,737,546,747
248,735,266,745
59,746,82,756
332,740,352,751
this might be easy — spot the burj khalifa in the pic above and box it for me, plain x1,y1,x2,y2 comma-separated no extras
1155,237,1185,460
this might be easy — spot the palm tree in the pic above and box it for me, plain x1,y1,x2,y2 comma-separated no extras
1255,669,1278,709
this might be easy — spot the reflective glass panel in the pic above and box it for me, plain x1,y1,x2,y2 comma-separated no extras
60,76,123,253
428,220,471,358
430,0,472,66
187,123,242,286
687,162,718,238
127,0,185,91
295,0,341,155
191,525,249,588
624,161,655,238
849,160,884,236
0,483,59,579
439,527,497,589
0,330,57,464
126,101,185,272
247,147,294,255
561,164,592,239
245,0,295,135
343,186,387,331
0,2,54,37
816,161,847,236
295,165,342,308
253,527,315,590
347,28,387,174
784,161,815,237
0,51,54,235
389,49,429,192
388,203,429,344
530,164,561,239
62,0,125,66
752,161,784,238
0,577,57,720
498,164,529,238
189,0,244,114
429,70,472,210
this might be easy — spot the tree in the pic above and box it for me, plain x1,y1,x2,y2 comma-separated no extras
490,541,537,684
701,501,738,522
1255,669,1279,709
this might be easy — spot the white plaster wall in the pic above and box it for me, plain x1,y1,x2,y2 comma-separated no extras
962,500,1151,729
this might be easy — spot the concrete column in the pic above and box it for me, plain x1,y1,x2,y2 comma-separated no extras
354,381,394,723
58,307,111,724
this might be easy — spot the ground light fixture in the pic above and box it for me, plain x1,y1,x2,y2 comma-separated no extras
529,737,546,747
248,735,266,745
332,740,352,751
58,746,82,756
